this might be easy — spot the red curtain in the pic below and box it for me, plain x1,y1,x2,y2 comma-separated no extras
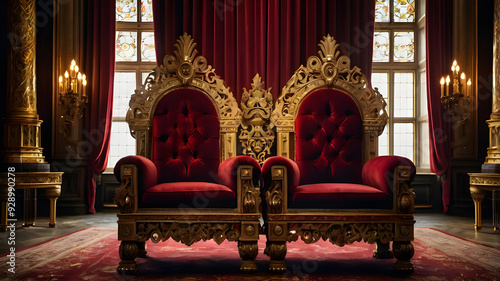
85,0,116,213
426,0,453,212
153,0,375,101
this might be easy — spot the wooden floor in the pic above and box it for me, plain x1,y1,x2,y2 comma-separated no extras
1,209,499,255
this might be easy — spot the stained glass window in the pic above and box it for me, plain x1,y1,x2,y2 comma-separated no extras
116,31,138,62
141,0,153,22
116,0,138,22
141,32,156,62
393,31,414,62
373,32,390,62
375,0,390,22
394,0,415,22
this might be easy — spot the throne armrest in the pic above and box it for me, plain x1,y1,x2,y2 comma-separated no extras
261,157,300,214
114,155,158,192
362,156,416,214
262,157,300,192
362,156,416,194
218,155,261,192
218,156,261,214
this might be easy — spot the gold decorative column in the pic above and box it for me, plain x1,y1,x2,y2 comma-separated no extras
4,0,45,163
1,0,62,231
469,0,500,232
485,0,500,165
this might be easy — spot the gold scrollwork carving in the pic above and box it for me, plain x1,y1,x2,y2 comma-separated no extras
135,222,240,246
470,176,500,186
7,0,37,115
125,33,241,159
114,165,136,213
271,34,388,161
287,223,395,247
241,177,261,214
395,166,415,214
266,180,284,214
239,74,275,164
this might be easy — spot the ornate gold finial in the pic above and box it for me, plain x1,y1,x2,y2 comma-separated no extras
239,74,275,164
318,34,340,63
154,33,211,85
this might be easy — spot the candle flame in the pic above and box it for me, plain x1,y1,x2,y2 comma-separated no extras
460,73,465,79
446,75,450,84
467,79,471,85
453,60,457,66
440,77,445,85
59,76,63,83
82,74,86,80
75,65,79,73
71,59,76,66
77,72,82,80
83,80,87,86
64,71,69,78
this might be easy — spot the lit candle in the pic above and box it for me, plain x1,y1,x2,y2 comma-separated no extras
445,75,450,96
59,75,63,93
75,65,79,74
71,59,76,77
467,79,472,98
440,77,445,98
82,79,87,97
64,71,69,90
460,73,466,95
456,65,460,74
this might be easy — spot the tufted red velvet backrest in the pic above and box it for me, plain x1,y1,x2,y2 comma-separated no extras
153,89,220,183
295,89,363,185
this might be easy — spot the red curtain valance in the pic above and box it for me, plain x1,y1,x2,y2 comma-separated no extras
153,0,376,101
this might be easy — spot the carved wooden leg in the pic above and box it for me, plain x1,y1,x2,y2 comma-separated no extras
373,241,393,259
393,241,414,274
267,241,287,273
45,186,60,228
137,241,147,258
238,241,258,272
117,241,138,274
470,187,485,230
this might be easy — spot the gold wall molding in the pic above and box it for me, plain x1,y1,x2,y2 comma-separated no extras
126,33,241,161
239,74,275,164
271,34,388,162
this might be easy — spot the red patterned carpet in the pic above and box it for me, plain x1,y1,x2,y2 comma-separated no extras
1,227,499,280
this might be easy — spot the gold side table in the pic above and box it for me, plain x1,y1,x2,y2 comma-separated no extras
0,172,63,231
468,173,500,231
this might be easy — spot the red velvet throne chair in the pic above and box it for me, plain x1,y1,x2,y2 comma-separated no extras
262,35,416,274
113,34,261,274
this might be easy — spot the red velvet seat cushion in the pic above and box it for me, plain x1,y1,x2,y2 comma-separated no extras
295,89,363,185
153,89,220,184
291,183,392,209
141,182,236,208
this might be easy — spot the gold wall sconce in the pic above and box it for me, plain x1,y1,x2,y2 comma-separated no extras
58,59,88,140
440,60,471,124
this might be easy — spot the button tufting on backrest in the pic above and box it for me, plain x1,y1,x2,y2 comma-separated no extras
152,89,220,183
296,89,363,185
